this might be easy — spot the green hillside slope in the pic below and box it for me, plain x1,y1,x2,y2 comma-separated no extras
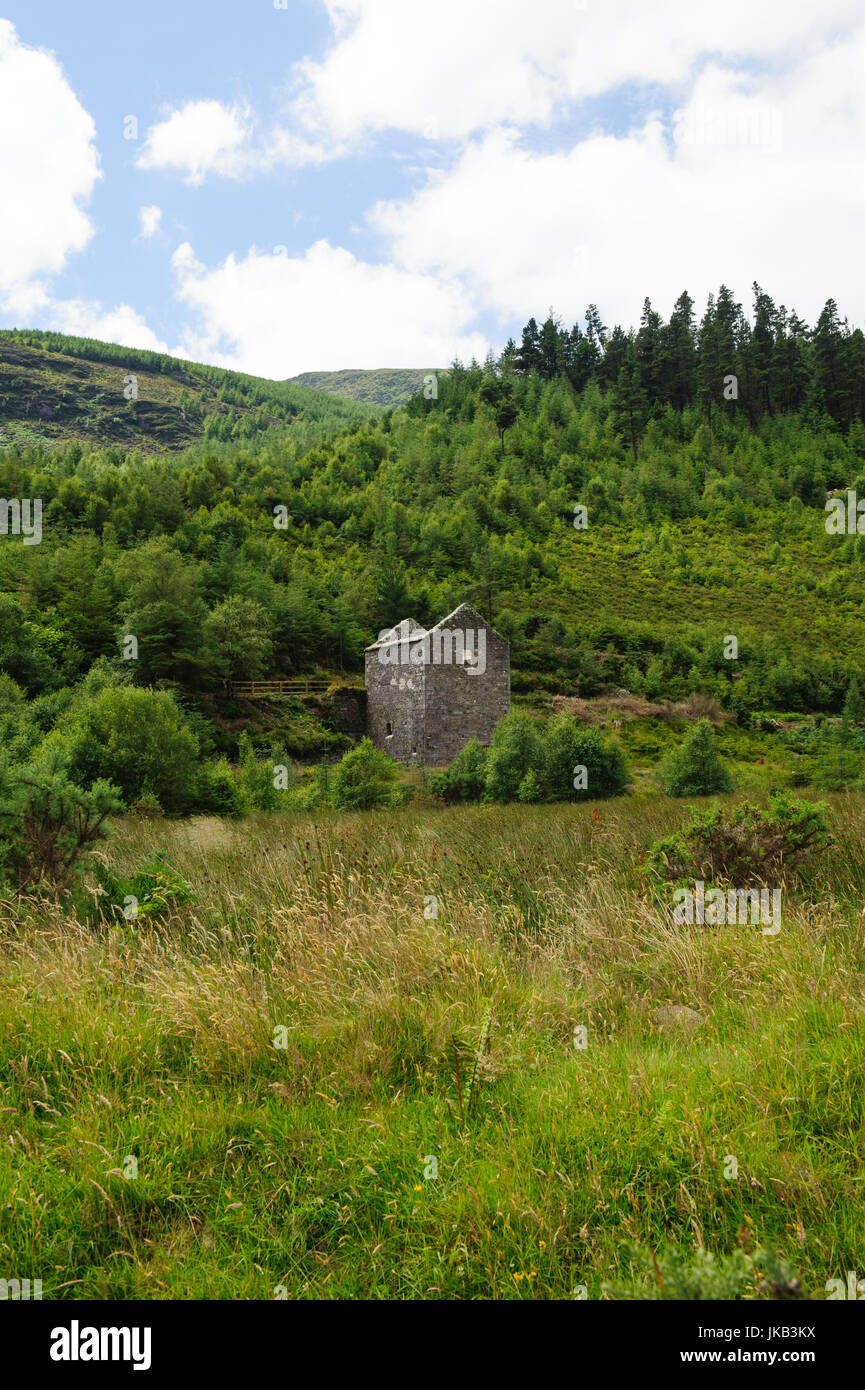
3,285,865,798
0,330,376,452
288,367,434,407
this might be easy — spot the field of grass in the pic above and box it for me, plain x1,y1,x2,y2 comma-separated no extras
2,795,864,1300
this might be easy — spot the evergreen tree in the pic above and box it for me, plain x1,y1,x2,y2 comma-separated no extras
612,348,649,462
660,719,733,797
662,291,697,410
636,297,664,405
812,299,851,427
843,675,865,725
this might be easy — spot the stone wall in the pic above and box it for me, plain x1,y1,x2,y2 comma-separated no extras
327,687,367,737
364,647,425,760
365,605,510,766
422,621,510,765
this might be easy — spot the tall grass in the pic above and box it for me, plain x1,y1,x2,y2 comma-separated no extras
1,795,863,1299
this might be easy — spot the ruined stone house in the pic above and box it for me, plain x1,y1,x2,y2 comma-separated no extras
364,602,510,765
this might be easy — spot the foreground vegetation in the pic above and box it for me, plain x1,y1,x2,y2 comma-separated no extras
1,794,863,1299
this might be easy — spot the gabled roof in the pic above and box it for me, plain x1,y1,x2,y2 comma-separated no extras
364,617,425,652
426,602,504,639
364,603,507,652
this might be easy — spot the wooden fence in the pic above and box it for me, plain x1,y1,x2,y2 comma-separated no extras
225,678,333,698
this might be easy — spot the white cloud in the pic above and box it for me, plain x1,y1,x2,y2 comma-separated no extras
138,204,162,239
0,19,100,312
170,239,488,375
128,1,865,179
137,100,255,183
369,29,865,330
41,298,171,352
292,0,864,145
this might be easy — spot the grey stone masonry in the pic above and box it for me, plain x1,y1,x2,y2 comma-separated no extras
364,603,510,765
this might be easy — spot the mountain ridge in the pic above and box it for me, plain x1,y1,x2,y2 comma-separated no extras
0,330,377,452
287,367,434,407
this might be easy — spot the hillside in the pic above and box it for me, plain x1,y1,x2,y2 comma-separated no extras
288,367,434,407
3,283,865,795
0,331,375,452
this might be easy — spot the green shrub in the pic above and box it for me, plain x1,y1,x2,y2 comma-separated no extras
428,739,488,803
543,714,629,801
516,769,545,803
659,718,733,797
288,765,331,812
86,852,196,925
194,757,243,815
62,685,199,813
0,751,121,890
644,791,831,886
843,676,865,726
331,738,398,811
788,762,812,788
484,712,545,803
237,732,292,811
812,742,861,790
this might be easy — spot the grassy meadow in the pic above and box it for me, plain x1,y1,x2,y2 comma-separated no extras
2,793,864,1300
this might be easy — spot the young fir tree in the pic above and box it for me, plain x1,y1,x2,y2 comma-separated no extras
842,675,865,727
660,718,733,798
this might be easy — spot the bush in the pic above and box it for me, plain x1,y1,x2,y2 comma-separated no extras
812,742,861,790
193,757,244,815
0,751,121,890
62,685,200,813
659,718,733,797
429,715,630,807
237,732,287,812
86,852,196,925
428,739,488,803
543,714,629,801
331,738,398,811
516,769,545,802
843,676,865,726
644,791,831,886
483,712,545,803
288,765,331,812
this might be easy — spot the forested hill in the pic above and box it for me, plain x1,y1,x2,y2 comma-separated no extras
288,368,433,408
2,282,865,732
0,330,375,452
498,287,865,429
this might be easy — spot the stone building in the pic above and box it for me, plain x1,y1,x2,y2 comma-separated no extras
364,602,510,765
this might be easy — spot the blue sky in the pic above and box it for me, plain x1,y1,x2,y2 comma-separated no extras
1,1,864,377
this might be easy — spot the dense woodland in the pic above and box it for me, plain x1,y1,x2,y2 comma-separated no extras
2,283,865,810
